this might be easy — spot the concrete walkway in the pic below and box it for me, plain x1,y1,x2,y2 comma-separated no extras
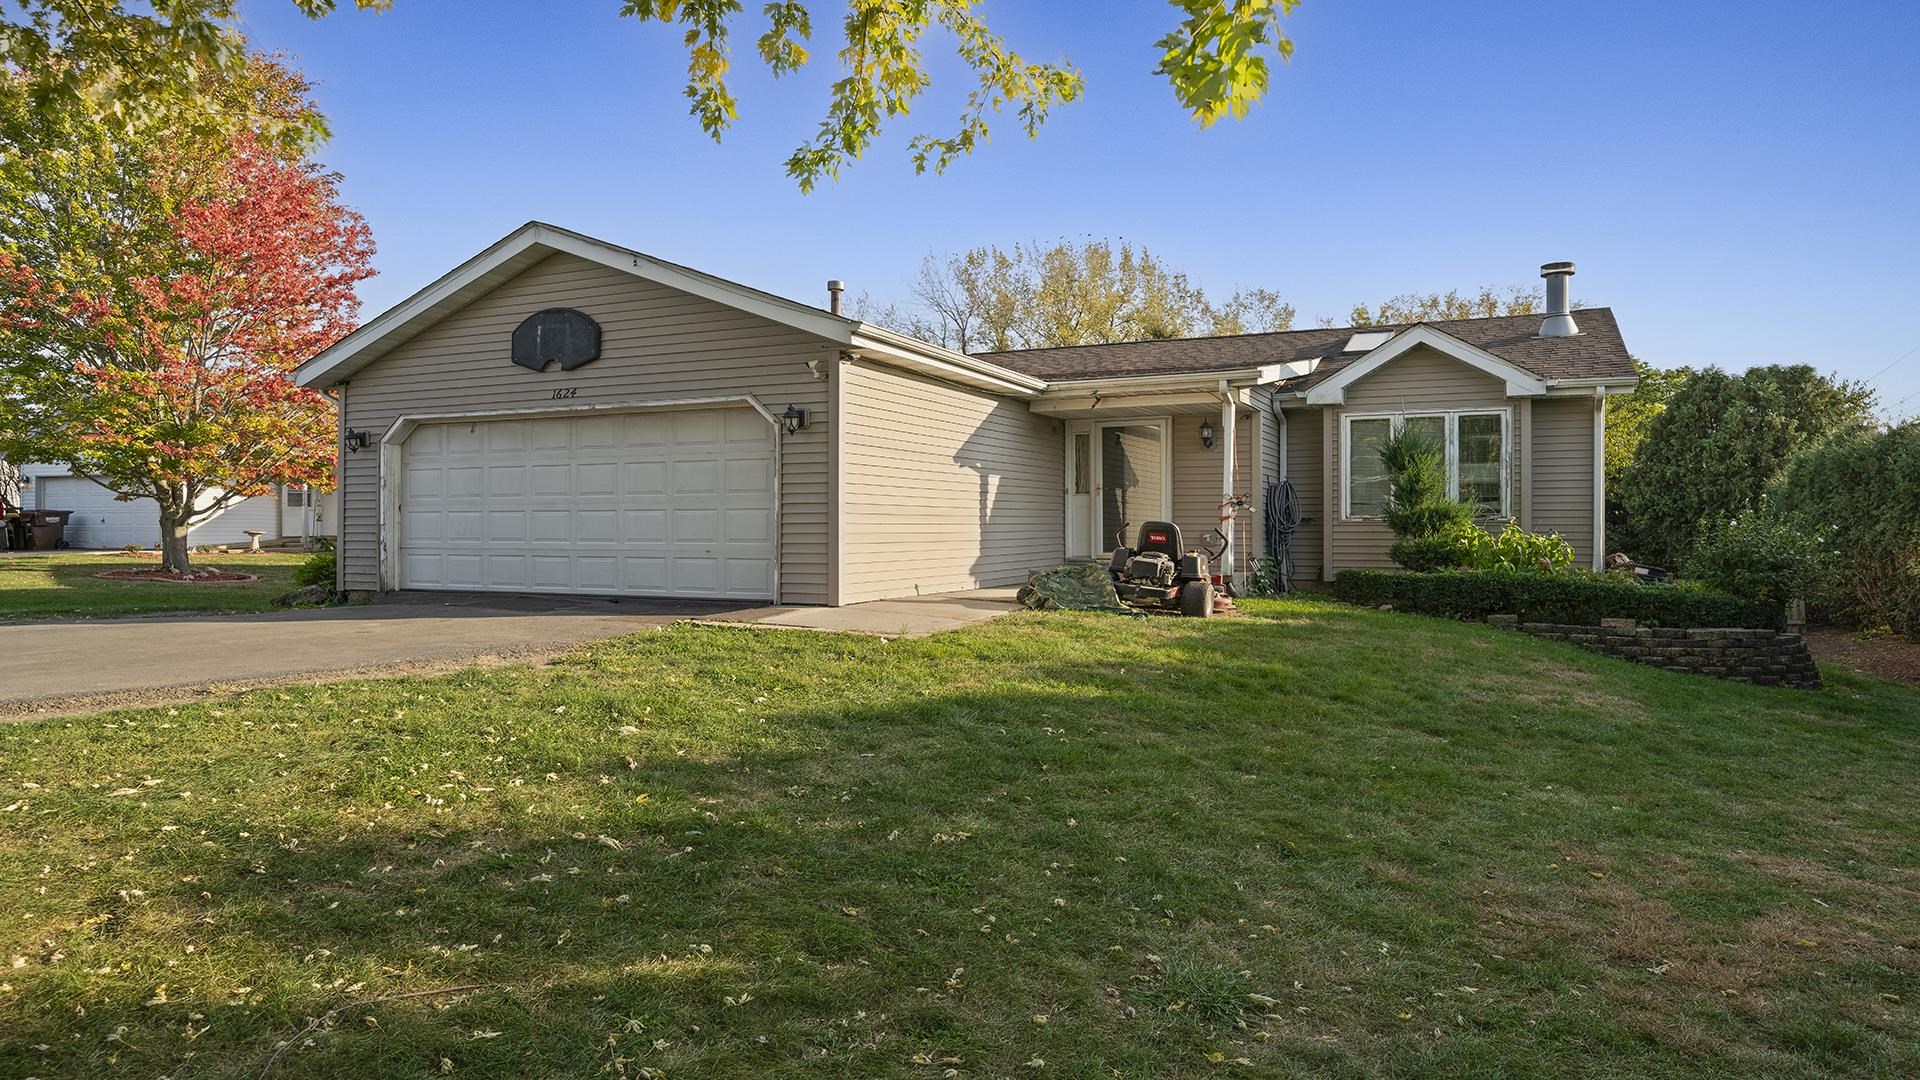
0,588,1019,716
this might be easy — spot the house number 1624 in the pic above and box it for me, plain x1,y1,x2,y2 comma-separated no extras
549,387,578,400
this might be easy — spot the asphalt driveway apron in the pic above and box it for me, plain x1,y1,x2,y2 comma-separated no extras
0,594,727,716
0,588,1020,717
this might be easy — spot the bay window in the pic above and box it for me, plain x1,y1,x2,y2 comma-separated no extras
1343,410,1509,519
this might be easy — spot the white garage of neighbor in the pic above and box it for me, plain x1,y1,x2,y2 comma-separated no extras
22,465,334,549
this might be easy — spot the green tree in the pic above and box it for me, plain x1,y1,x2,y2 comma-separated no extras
1345,285,1542,328
1768,423,1920,633
3,0,1301,191
1617,365,1875,567
1604,358,1693,493
0,1,374,153
882,239,1295,353
0,55,372,571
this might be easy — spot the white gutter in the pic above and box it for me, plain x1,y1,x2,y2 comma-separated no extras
849,324,1046,397
1042,361,1309,395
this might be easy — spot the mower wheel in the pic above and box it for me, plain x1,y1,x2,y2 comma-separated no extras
1179,580,1215,618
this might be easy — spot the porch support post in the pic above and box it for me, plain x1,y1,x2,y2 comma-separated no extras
1219,385,1237,583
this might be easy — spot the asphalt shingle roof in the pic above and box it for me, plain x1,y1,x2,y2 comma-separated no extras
973,308,1635,389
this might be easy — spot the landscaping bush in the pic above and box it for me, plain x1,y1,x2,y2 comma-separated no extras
1380,427,1474,543
1617,364,1874,566
293,549,336,590
1769,422,1920,633
1389,519,1578,574
1679,501,1835,606
1388,535,1464,573
1331,568,1784,629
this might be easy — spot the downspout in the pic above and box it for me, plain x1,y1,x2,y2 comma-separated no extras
334,381,347,595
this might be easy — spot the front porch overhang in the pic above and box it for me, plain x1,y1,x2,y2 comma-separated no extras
1029,370,1285,420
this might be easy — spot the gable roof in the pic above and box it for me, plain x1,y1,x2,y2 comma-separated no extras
974,308,1636,390
296,222,1043,396
1303,324,1546,404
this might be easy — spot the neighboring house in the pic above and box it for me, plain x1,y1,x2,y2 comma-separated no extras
21,464,336,549
296,223,1636,604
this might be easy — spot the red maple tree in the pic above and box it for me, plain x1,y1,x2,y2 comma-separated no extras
0,71,373,571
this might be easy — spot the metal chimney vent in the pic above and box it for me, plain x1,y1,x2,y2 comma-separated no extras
827,279,846,316
1539,261,1578,337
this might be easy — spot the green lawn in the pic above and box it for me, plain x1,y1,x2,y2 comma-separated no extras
1,600,1915,1078
0,552,308,620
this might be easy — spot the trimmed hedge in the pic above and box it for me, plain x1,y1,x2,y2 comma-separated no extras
1331,569,1784,630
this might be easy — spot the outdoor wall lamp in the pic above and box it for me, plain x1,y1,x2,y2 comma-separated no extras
781,404,808,436
345,429,372,452
1199,419,1215,450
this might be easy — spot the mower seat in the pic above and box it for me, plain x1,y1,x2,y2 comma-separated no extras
1132,521,1182,559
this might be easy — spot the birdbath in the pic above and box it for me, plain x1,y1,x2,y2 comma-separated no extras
243,530,265,552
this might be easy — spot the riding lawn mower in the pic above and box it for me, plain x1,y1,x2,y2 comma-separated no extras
1106,519,1230,618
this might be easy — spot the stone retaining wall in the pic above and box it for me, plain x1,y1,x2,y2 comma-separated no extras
1485,616,1821,689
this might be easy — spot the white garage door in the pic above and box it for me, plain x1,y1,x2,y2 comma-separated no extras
35,476,157,549
399,408,776,599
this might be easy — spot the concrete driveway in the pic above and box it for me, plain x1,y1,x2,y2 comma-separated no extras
0,588,1019,717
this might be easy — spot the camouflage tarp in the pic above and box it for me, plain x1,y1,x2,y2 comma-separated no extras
1016,563,1141,616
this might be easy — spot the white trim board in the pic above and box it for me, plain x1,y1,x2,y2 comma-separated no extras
1304,324,1547,405
1338,407,1514,522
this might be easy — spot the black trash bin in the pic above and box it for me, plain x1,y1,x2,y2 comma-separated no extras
26,510,70,550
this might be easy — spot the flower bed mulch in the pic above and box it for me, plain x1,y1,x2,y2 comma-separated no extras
92,569,260,585
1805,626,1920,690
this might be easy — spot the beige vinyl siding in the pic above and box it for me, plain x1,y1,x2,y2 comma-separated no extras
839,360,1062,602
1279,406,1324,581
337,252,834,602
1529,396,1598,564
1328,346,1513,570
1169,409,1257,577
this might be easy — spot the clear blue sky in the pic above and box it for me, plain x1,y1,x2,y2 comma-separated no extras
239,0,1920,419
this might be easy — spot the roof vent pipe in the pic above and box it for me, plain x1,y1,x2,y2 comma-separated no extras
1539,261,1578,337
827,279,845,316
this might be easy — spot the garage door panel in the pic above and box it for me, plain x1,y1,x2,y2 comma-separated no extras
488,510,529,542
575,416,618,448
405,467,444,498
622,462,667,493
401,409,775,600
576,510,618,543
725,508,771,543
446,467,484,498
530,510,571,543
484,554,530,588
530,555,573,589
673,460,719,493
673,411,722,444
575,462,617,494
622,557,668,591
625,509,667,543
487,465,527,497
671,557,721,593
725,457,772,493
574,555,619,590
725,559,774,595
530,464,570,496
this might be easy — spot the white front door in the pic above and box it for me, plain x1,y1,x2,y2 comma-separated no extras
1094,419,1170,555
398,407,776,599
